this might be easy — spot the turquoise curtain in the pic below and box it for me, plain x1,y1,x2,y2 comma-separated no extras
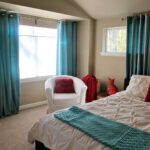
57,21,77,76
0,11,20,117
126,14,150,79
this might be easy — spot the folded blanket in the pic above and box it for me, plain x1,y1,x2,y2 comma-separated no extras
54,106,150,150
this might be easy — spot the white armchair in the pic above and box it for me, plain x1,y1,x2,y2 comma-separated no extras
45,75,87,113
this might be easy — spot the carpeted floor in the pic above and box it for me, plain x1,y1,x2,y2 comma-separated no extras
0,105,47,150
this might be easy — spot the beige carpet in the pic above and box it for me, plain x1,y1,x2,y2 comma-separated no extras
0,105,47,150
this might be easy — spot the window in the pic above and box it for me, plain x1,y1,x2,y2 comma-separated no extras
19,25,57,79
102,26,127,56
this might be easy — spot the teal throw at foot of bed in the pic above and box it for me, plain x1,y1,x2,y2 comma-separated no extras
54,106,150,150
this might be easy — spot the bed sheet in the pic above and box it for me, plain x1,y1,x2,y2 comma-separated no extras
28,91,150,150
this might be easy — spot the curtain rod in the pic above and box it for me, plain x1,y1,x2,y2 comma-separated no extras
0,8,57,21
121,10,150,21
0,8,78,22
21,15,78,22
20,14,57,22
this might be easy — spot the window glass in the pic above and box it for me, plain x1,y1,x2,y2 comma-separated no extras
103,27,126,54
19,25,57,79
19,25,34,36
34,27,56,37
36,37,57,76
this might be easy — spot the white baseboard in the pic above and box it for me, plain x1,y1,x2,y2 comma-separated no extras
19,100,47,110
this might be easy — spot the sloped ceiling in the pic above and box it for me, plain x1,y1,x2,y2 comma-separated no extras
0,0,91,20
73,0,150,19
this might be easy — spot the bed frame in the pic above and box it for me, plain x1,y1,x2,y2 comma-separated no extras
35,141,50,150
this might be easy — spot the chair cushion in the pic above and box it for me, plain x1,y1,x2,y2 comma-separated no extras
54,77,75,93
53,94,80,105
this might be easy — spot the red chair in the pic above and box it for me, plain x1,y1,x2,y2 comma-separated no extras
81,75,98,102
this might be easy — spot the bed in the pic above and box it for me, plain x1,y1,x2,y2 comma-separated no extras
28,75,150,150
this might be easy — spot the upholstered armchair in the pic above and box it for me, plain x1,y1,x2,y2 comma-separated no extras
45,75,87,113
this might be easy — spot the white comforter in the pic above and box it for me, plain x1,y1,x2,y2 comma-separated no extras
28,91,150,150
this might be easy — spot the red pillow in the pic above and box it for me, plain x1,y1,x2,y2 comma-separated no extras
54,77,75,93
145,85,150,102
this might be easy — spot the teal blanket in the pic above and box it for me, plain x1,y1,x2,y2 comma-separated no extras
54,106,150,150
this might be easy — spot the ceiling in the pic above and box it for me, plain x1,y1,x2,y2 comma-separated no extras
0,1,84,20
73,0,150,19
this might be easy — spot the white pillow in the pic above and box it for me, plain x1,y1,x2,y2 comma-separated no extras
126,75,150,99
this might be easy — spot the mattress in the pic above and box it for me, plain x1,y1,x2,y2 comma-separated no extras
28,91,150,150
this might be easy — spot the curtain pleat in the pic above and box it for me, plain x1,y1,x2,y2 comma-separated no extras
0,11,20,117
126,14,150,79
56,21,77,76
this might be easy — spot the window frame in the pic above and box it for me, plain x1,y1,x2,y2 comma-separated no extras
101,26,126,57
20,75,54,83
19,25,57,82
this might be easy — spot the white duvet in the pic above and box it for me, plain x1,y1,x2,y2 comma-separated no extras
28,91,150,150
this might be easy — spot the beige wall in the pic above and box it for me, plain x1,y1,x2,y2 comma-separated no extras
88,19,96,74
20,80,47,105
20,19,95,106
77,20,90,77
77,19,95,77
19,17,56,106
20,18,95,105
0,0,95,105
94,17,126,91
1,0,127,103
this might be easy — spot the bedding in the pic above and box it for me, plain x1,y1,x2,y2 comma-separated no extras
28,91,150,150
126,75,150,99
55,106,150,150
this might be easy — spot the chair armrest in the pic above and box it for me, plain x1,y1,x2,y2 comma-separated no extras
79,86,87,104
73,78,87,104
45,78,54,91
45,78,55,105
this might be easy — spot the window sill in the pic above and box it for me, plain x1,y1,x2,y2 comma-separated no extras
100,52,125,57
20,75,55,83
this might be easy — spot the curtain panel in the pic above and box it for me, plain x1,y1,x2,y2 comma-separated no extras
56,21,77,76
126,14,150,80
0,11,20,117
